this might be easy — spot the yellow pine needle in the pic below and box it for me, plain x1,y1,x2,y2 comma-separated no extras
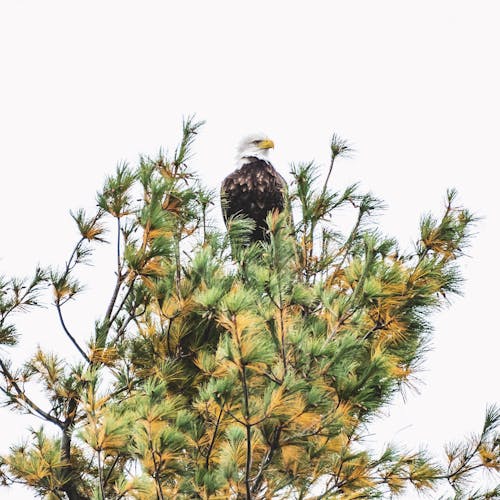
320,433,350,455
293,411,322,431
385,471,406,493
217,311,257,336
141,258,167,277
281,445,302,475
52,285,72,301
479,445,499,468
148,228,174,239
161,295,192,318
245,361,270,377
211,360,233,378
390,363,412,380
193,351,217,374
82,387,111,413
80,413,129,453
338,456,375,491
88,347,119,365
82,223,106,241
162,195,182,213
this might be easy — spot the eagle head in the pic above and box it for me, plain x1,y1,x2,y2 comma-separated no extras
236,133,275,163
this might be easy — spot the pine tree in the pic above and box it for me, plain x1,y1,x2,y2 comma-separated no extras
0,119,498,499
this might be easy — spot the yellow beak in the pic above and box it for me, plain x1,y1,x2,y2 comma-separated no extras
258,139,275,150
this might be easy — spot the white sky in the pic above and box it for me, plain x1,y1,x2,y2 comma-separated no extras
0,2,499,498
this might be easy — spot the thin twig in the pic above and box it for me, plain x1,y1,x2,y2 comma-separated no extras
205,403,224,469
56,302,90,363
97,449,105,500
319,154,336,204
104,454,120,486
109,276,135,327
251,425,282,496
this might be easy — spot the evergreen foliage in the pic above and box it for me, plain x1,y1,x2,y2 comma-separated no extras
0,119,498,499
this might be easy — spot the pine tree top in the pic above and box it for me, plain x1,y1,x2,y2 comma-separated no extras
0,120,497,499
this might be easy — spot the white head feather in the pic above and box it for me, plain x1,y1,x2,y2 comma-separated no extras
236,133,274,166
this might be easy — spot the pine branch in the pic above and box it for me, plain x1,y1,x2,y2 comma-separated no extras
241,360,253,499
0,358,62,427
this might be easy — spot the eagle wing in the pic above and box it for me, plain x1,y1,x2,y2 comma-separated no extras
221,158,287,241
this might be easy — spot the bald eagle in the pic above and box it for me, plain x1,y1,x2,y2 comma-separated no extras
221,134,287,242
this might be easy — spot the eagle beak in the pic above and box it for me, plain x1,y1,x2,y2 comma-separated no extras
258,139,275,150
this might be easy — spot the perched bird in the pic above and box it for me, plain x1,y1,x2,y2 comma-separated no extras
221,134,287,242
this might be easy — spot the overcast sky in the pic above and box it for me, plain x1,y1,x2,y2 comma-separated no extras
1,2,499,498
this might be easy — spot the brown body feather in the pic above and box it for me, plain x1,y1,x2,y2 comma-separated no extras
221,158,287,242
